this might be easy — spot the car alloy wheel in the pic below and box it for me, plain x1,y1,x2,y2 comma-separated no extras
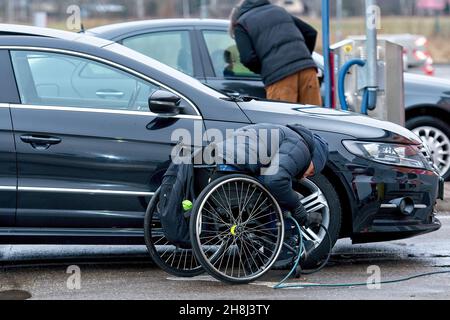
298,179,330,245
413,126,450,177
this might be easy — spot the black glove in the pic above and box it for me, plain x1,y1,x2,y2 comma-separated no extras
304,211,323,228
292,202,308,225
292,203,323,228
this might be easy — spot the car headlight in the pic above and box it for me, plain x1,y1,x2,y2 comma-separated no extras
342,140,433,170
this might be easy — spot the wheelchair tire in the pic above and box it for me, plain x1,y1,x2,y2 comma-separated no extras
190,174,285,284
144,188,204,278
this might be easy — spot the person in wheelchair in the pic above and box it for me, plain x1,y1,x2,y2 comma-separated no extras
215,123,329,266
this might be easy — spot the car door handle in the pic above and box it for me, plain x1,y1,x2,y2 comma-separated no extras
20,135,62,149
96,91,125,98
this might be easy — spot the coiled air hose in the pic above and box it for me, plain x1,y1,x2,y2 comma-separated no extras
338,59,373,115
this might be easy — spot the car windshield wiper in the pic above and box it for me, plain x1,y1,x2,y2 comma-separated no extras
220,94,262,103
201,83,262,103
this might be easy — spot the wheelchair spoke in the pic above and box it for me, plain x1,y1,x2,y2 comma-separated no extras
146,194,203,276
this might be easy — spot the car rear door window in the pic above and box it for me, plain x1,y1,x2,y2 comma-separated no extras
122,30,194,76
10,50,161,112
202,30,258,79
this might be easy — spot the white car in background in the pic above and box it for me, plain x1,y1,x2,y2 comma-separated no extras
351,34,434,75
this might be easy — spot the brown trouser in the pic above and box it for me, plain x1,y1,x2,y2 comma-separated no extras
266,68,322,106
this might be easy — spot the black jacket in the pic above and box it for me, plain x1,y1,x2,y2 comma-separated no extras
215,123,314,211
234,0,318,86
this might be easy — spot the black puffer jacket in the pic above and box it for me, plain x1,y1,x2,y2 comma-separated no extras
234,0,318,86
215,123,314,211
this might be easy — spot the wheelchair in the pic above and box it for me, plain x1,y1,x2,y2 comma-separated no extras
144,164,322,284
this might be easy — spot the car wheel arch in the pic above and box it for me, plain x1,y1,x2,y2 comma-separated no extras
406,104,450,124
321,166,354,239
405,105,450,180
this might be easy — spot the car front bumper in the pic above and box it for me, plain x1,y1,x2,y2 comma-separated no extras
341,158,442,244
351,214,441,243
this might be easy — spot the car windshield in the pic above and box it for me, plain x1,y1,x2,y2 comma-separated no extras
104,42,228,99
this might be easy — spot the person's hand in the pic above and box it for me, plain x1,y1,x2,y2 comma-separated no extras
304,212,323,228
293,203,322,228
303,162,315,178
293,203,308,225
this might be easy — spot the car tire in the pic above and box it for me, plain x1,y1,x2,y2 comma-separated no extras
406,116,450,180
293,174,342,270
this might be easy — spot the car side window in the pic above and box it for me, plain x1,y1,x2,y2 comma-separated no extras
202,30,258,79
122,30,194,77
10,50,163,112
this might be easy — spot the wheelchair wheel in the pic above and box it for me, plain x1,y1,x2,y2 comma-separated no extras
144,188,203,278
190,174,285,284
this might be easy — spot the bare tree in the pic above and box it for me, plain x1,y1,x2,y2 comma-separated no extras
136,0,146,19
159,0,176,18
7,0,14,22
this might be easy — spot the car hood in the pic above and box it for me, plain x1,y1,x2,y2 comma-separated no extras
238,100,422,145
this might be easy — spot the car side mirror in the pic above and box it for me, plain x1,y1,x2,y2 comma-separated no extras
149,90,182,116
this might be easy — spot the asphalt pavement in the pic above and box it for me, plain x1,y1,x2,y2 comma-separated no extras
1,213,450,300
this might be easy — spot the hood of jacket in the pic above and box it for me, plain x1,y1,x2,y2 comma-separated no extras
286,124,315,154
237,0,270,18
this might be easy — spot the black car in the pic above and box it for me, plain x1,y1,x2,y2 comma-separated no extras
87,19,450,180
0,24,442,266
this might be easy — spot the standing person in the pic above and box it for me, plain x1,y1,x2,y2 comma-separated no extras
230,0,322,106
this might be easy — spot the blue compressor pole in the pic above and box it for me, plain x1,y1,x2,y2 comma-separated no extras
321,0,332,108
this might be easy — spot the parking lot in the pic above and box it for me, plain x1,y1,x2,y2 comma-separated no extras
2,212,450,300
0,65,450,300
1,0,450,303
0,30,446,299
0,64,449,301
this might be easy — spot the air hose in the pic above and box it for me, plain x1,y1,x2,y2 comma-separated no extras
275,270,450,289
274,216,332,289
274,217,450,290
273,216,305,288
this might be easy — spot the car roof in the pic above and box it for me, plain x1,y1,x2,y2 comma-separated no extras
0,23,113,47
87,18,229,40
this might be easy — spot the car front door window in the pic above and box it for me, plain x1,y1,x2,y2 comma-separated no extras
10,50,162,112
